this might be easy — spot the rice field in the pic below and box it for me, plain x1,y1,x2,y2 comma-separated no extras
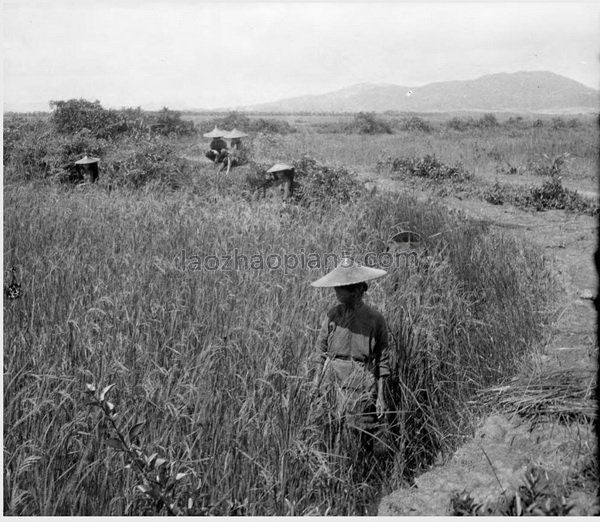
3,110,574,515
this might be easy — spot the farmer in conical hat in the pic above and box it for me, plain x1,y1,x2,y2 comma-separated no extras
225,128,248,150
74,155,100,183
266,163,294,199
203,127,228,165
311,255,390,455
221,128,250,174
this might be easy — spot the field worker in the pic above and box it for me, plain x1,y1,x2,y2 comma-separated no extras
266,163,295,199
311,256,389,455
74,155,100,183
222,128,249,174
226,128,248,151
203,127,228,164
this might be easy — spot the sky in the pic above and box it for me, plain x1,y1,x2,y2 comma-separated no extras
3,1,600,112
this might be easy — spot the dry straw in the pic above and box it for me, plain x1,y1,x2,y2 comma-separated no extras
477,368,597,422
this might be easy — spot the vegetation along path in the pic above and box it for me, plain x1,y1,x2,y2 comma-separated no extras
367,173,598,515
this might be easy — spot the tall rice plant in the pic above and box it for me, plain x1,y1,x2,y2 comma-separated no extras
4,182,554,515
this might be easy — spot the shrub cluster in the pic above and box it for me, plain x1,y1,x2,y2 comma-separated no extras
104,136,192,190
149,107,196,136
206,111,296,135
446,113,499,131
396,116,432,133
551,117,582,130
525,153,571,177
345,112,392,134
482,177,598,215
528,176,596,213
244,156,364,205
291,155,364,204
50,99,126,139
50,99,195,139
4,99,195,187
377,154,472,182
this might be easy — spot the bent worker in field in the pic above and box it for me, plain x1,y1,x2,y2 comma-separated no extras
266,163,294,200
203,126,228,166
311,256,389,456
74,155,100,183
221,128,249,175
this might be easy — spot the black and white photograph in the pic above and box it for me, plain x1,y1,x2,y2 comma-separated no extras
3,0,599,516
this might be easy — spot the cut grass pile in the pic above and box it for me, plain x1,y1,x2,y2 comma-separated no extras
4,170,556,515
478,368,597,423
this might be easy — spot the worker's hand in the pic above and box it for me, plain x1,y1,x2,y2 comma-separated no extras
376,395,387,419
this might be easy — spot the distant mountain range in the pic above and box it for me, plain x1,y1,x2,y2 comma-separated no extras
237,71,598,114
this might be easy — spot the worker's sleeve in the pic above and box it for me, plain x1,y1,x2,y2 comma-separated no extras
376,317,390,379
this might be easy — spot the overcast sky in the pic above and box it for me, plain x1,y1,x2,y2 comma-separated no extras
3,1,599,111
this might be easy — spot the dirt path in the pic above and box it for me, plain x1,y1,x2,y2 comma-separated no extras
365,174,598,515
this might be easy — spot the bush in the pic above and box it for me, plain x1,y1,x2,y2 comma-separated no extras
104,136,191,189
206,112,296,135
48,130,109,183
527,176,595,213
209,111,251,131
5,101,196,186
3,115,109,182
377,154,472,182
149,107,196,136
291,156,364,205
478,113,499,128
481,177,598,215
551,117,581,130
251,118,296,134
50,99,195,140
397,116,432,133
446,117,475,131
483,181,507,205
446,114,499,131
526,153,571,177
346,112,392,134
505,116,526,128
245,156,363,205
50,99,126,139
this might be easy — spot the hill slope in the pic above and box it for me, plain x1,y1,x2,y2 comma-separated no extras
241,72,598,113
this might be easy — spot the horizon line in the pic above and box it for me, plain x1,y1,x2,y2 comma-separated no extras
4,69,598,114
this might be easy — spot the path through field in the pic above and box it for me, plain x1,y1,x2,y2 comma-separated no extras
363,173,598,515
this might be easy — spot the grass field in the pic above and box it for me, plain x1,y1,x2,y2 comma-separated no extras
184,111,598,192
3,107,586,515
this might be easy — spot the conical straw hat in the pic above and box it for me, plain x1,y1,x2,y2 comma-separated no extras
203,126,225,138
267,163,294,173
391,230,423,244
224,128,248,139
311,256,387,287
74,155,100,165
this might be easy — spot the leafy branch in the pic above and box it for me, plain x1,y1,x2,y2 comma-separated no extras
84,382,201,516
